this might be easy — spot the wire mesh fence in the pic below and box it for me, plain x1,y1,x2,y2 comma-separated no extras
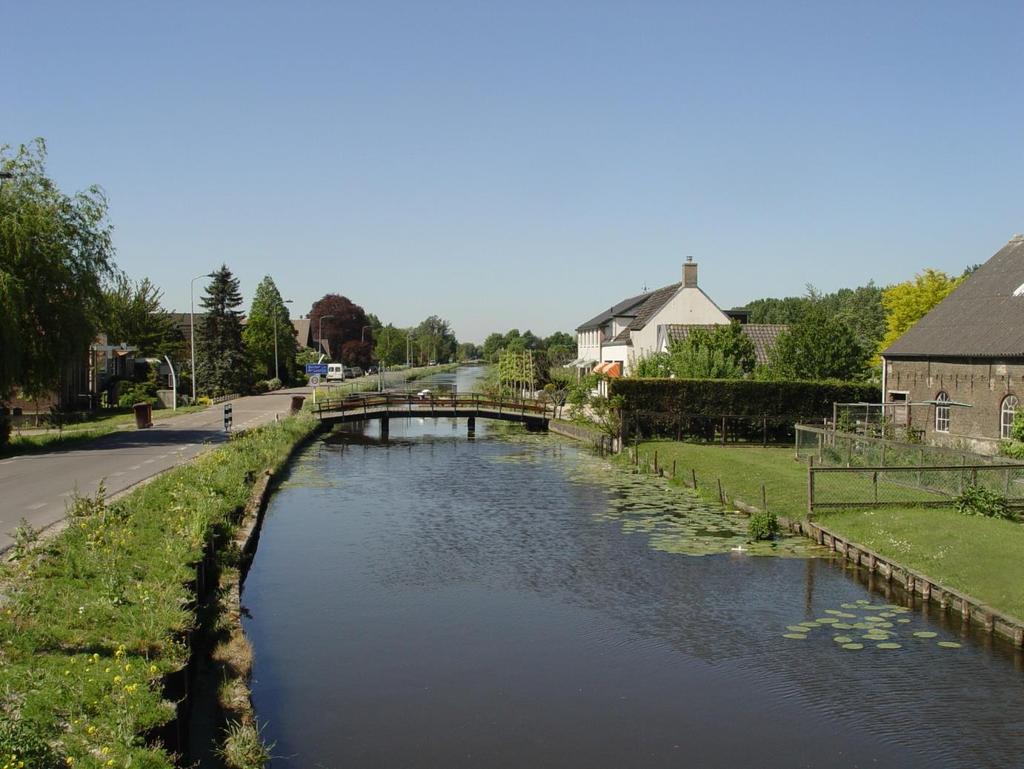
831,401,926,440
809,463,1024,512
794,424,1015,470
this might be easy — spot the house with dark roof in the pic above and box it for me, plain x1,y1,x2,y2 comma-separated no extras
575,258,775,376
658,324,788,367
881,234,1024,454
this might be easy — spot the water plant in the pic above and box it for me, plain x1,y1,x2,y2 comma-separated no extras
780,599,964,653
748,510,779,541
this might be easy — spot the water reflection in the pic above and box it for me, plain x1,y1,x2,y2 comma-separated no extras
245,394,1024,769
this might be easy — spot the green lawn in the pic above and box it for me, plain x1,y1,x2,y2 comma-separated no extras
633,439,1024,620
816,507,1024,620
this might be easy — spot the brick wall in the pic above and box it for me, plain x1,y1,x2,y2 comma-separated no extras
885,357,1024,454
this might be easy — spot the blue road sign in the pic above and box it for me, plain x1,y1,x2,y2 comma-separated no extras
305,363,328,376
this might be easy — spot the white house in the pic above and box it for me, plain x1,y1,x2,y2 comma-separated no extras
575,258,744,376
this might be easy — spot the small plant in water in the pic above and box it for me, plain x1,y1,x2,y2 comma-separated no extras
955,483,1012,520
218,720,274,769
748,510,779,541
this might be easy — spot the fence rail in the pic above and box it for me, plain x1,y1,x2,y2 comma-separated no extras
795,423,1019,470
807,463,1024,515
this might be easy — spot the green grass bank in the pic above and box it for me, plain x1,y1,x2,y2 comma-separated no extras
630,440,1024,620
3,405,208,458
0,413,317,768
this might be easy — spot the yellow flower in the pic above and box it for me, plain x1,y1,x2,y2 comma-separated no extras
65,758,75,766
87,726,96,735
113,676,122,684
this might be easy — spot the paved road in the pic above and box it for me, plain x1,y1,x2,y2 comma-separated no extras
0,387,310,552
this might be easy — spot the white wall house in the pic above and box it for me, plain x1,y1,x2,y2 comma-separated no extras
576,258,745,376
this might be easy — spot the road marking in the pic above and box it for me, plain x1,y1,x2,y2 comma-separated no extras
129,465,141,470
143,459,156,465
26,502,46,510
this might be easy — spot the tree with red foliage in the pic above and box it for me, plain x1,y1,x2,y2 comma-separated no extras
309,294,375,366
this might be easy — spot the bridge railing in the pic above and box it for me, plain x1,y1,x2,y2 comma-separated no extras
313,391,557,420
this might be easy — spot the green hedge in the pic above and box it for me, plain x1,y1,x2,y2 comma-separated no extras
610,378,880,442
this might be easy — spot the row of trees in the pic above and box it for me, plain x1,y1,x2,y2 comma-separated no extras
0,139,468,409
632,268,965,383
741,269,968,379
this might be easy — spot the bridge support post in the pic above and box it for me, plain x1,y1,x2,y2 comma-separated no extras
467,416,476,436
380,416,389,440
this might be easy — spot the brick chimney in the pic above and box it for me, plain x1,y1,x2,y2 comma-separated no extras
683,256,698,288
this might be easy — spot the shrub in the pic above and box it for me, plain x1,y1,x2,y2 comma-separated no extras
748,510,780,540
955,484,1013,520
252,380,270,394
116,381,159,408
610,378,880,440
266,377,282,391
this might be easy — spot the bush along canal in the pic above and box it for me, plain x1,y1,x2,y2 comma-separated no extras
244,407,1024,769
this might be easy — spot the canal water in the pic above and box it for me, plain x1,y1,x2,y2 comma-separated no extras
243,368,1024,768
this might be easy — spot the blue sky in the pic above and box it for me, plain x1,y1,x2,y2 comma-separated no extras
5,1,1023,342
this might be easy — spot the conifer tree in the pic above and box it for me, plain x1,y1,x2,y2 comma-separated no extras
195,265,249,396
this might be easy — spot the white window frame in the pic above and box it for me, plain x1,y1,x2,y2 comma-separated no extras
935,391,950,433
1001,394,1019,440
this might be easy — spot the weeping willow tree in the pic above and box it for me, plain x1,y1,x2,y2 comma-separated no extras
0,139,117,436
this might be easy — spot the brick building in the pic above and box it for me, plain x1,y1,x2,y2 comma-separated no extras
881,234,1024,454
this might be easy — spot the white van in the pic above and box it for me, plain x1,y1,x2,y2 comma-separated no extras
326,363,345,381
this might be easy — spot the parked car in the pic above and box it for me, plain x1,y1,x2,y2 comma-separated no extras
350,366,364,378
366,365,379,375
416,389,432,399
326,363,345,381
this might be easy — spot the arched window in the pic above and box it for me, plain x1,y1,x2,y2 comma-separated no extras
1001,394,1019,440
935,391,950,433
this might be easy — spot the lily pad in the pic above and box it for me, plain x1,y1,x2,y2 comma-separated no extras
912,631,938,639
896,618,912,624
833,635,853,644
876,642,902,650
816,617,839,624
937,641,962,649
831,623,853,630
782,633,808,640
786,626,809,633
841,643,864,650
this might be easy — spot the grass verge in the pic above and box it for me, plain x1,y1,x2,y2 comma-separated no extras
632,439,1024,620
3,406,208,458
0,413,316,768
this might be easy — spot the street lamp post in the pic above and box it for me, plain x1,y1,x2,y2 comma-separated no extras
318,314,336,359
274,299,294,381
190,272,216,403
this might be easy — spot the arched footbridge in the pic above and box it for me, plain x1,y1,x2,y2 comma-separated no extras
313,392,555,435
